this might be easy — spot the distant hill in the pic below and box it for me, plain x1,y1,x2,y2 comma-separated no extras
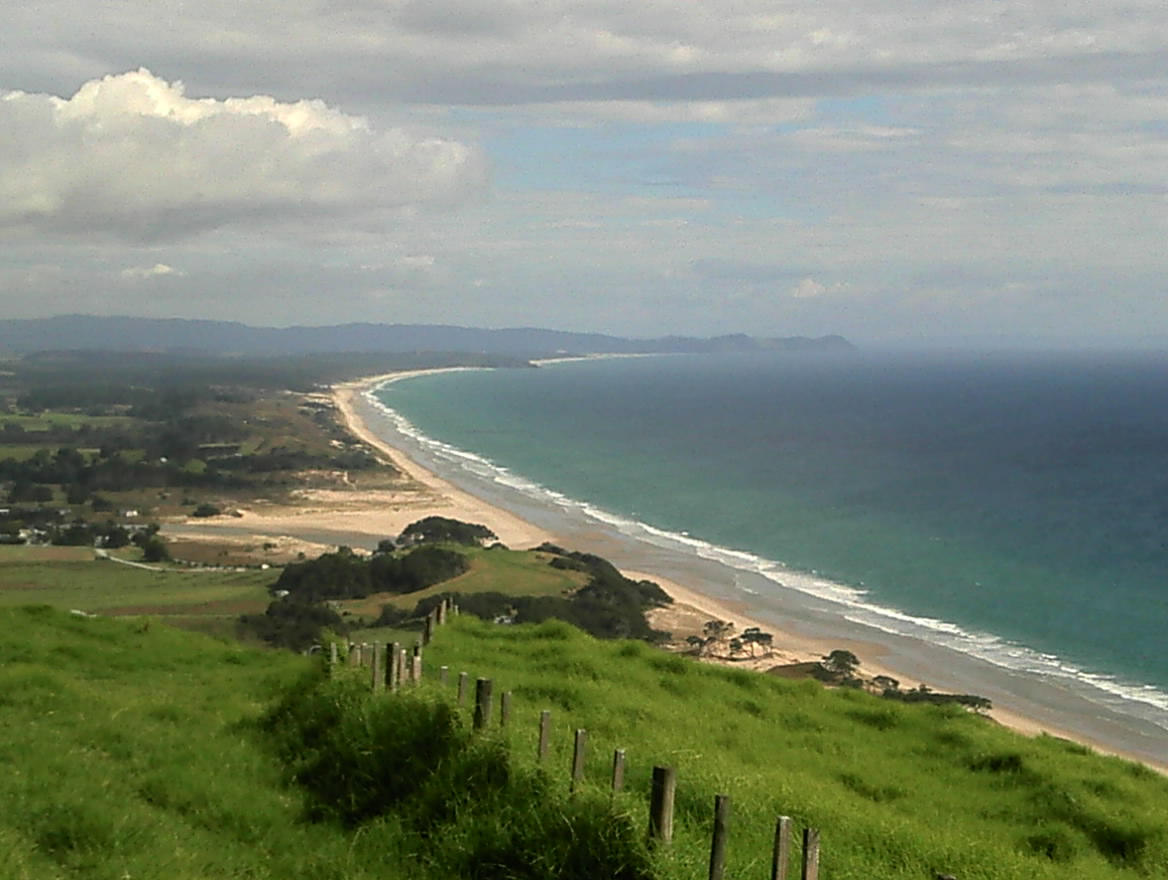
0,315,855,357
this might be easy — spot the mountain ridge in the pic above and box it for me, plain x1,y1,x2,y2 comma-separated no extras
0,314,855,357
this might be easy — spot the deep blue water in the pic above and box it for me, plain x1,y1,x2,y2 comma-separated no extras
373,351,1168,727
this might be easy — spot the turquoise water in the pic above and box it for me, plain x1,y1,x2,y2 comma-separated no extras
372,352,1168,739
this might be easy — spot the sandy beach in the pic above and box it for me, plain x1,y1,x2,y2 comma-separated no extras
181,369,1166,773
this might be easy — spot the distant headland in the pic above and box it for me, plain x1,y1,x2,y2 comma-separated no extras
0,314,855,358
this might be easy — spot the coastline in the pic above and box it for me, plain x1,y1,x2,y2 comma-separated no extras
340,370,1168,772
184,367,1168,773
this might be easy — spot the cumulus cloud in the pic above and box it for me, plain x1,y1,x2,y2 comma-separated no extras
0,69,486,240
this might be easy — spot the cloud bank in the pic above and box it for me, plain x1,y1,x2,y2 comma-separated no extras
0,70,486,240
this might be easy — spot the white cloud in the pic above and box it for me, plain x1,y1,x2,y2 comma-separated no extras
0,69,486,241
120,262,182,280
790,278,850,298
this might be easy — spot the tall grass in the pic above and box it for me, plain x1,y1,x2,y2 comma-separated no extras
411,616,1168,880
3,605,1168,879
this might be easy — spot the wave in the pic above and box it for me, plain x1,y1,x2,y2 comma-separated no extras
364,383,1168,730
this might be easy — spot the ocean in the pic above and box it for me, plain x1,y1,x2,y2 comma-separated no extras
366,351,1168,762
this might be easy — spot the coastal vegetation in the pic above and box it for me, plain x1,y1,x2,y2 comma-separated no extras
3,604,1167,880
0,349,525,535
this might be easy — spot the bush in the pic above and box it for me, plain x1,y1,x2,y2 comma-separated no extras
258,671,657,879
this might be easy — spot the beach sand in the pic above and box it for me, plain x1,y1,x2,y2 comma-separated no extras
178,369,1166,773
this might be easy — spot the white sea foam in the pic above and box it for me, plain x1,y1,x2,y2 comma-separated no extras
363,383,1168,730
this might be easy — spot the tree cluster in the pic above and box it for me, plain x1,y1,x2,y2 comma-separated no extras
273,545,469,602
240,597,348,652
399,516,497,546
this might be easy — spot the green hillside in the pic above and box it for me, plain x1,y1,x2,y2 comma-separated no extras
3,606,1168,879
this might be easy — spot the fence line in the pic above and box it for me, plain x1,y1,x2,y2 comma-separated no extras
327,598,960,880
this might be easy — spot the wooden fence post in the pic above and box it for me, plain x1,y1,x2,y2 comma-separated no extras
771,816,792,880
611,749,626,794
801,828,820,880
362,643,373,668
537,710,551,763
474,678,494,729
457,672,469,705
439,664,449,686
411,643,423,682
500,691,512,727
390,643,402,690
437,598,448,625
648,766,677,845
347,642,360,667
708,795,731,880
371,642,385,690
329,642,338,666
423,612,434,645
570,728,587,793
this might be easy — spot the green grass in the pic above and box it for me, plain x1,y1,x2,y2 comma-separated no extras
0,549,274,623
0,444,53,461
0,605,389,880
4,604,1168,879
342,547,587,620
410,616,1168,880
0,413,137,431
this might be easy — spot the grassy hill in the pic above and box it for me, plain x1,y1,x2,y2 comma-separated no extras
3,607,1168,879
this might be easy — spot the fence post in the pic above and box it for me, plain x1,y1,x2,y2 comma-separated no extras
371,642,385,690
500,691,512,728
537,710,551,763
411,643,423,682
570,728,587,793
708,795,731,880
347,642,360,667
439,664,449,686
648,766,677,845
362,643,373,668
423,611,434,645
771,816,792,880
801,828,820,880
457,672,469,705
611,749,626,794
329,642,338,666
387,642,399,690
474,678,494,730
437,598,448,625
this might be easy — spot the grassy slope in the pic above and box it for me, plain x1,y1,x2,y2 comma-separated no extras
0,606,346,880
0,548,273,636
4,604,1168,880
341,547,589,620
419,616,1168,880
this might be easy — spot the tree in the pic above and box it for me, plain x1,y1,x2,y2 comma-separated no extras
399,516,497,546
142,537,171,563
821,649,860,677
701,619,735,656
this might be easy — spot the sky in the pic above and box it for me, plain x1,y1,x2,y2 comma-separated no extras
2,1,1167,345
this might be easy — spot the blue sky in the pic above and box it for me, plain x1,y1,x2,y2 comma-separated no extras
2,1,1167,345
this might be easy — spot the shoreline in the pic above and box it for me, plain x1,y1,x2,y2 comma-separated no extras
187,367,1168,773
